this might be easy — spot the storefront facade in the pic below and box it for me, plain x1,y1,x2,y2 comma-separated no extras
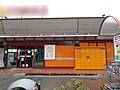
1,38,113,69
0,16,120,69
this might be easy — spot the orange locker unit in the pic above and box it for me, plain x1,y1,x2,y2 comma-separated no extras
74,46,106,69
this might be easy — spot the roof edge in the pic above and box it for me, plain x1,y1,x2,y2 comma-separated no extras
0,34,98,38
99,16,120,36
111,16,120,26
0,16,104,20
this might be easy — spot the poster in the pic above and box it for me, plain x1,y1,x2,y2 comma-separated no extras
44,45,55,60
114,33,120,61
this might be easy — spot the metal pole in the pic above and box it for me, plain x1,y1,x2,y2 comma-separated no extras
118,66,120,77
110,73,111,84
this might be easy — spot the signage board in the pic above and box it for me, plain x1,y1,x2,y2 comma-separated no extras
44,45,55,60
114,33,120,61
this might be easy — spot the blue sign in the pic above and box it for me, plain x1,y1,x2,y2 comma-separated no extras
108,66,113,73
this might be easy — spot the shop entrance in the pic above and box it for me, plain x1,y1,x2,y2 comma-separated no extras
6,45,44,68
17,46,33,68
17,46,44,68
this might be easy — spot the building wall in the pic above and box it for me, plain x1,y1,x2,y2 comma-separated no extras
45,45,75,67
3,41,114,69
44,41,114,69
106,42,114,64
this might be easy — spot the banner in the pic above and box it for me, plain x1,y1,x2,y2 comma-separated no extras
114,33,120,61
44,45,55,60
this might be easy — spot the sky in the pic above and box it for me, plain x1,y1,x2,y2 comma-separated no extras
0,0,120,20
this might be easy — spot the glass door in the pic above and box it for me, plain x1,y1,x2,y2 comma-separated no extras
16,46,44,68
17,46,26,67
17,46,44,68
26,46,34,67
17,46,34,68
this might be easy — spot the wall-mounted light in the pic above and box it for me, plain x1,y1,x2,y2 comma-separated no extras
75,40,80,46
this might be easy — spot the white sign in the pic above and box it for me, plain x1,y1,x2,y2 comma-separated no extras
44,45,55,60
114,33,120,61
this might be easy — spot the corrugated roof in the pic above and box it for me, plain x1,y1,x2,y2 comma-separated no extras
0,16,120,40
0,17,104,37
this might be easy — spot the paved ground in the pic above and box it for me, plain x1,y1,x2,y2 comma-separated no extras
0,68,119,90
29,75,120,90
0,73,120,90
0,68,107,75
0,73,25,90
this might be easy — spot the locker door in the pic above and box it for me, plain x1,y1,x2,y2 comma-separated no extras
74,47,82,69
85,48,91,69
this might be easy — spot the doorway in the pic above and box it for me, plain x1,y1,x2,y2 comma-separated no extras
17,46,44,68
17,46,33,68
5,45,44,68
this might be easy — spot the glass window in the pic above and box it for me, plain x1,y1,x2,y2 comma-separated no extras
59,41,74,45
45,42,56,44
34,46,44,66
7,48,17,67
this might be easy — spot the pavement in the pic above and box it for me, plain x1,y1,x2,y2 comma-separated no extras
0,68,107,75
0,73,25,90
0,68,117,90
0,73,120,90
